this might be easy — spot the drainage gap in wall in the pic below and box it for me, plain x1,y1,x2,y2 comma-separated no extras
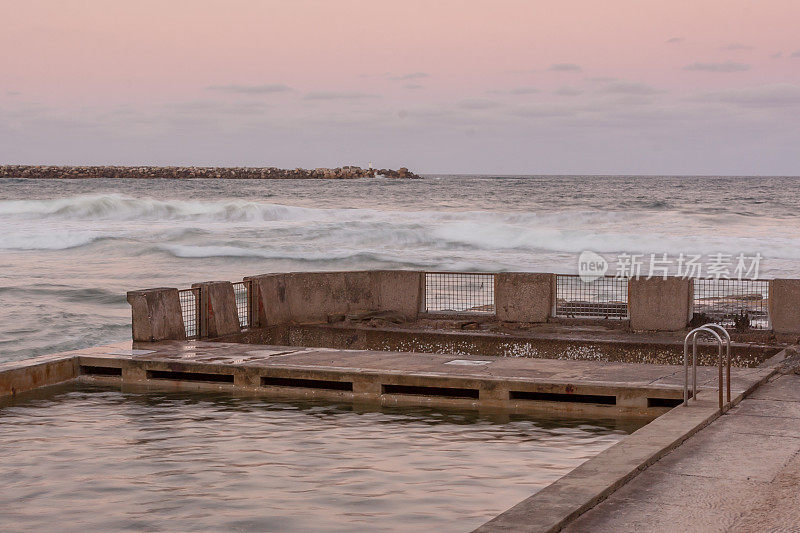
648,397,684,408
261,376,353,391
509,390,616,405
382,384,479,399
147,370,234,383
80,365,122,377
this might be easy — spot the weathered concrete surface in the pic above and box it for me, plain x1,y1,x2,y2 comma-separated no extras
218,322,780,368
245,271,421,327
371,270,423,319
628,278,692,332
495,273,553,323
0,353,78,397
769,279,800,335
476,398,724,532
67,339,775,418
126,287,187,341
192,281,240,337
563,373,800,532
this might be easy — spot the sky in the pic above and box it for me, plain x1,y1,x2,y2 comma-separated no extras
1,0,799,174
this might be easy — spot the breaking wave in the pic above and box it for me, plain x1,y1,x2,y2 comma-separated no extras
2,193,800,260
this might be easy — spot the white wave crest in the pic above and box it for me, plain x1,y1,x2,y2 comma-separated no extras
0,231,105,251
0,194,326,222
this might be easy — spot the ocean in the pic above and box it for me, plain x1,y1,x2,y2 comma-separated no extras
1,175,799,362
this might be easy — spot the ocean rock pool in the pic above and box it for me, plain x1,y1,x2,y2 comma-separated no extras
0,384,644,532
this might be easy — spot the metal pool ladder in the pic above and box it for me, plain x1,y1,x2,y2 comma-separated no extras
683,324,731,409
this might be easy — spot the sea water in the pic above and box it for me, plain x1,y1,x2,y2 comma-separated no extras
1,175,799,361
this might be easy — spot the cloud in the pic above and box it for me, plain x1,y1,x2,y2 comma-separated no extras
457,99,502,110
403,84,424,90
548,63,582,72
683,61,750,72
585,77,618,83
598,81,662,95
388,72,430,81
509,104,574,118
791,49,800,58
206,83,293,94
771,52,783,59
508,87,540,95
694,84,800,108
6,91,21,96
303,91,380,100
722,43,755,51
556,86,582,96
665,37,684,44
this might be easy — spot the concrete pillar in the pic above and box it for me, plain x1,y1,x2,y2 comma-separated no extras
769,279,800,334
244,273,290,327
495,273,553,322
192,281,241,338
371,270,423,319
126,288,186,341
628,277,692,331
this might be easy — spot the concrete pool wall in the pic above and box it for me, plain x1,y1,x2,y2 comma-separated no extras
126,271,800,347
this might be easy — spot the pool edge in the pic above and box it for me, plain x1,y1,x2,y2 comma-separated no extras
473,353,784,533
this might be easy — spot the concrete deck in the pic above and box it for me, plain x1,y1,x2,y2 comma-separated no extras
562,372,800,532
55,339,775,417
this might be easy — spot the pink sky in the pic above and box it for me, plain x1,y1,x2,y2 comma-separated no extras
2,0,800,173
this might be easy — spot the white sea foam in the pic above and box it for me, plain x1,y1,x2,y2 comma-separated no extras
2,194,800,260
0,230,106,251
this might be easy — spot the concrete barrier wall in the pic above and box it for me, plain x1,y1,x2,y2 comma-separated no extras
628,278,693,331
192,281,241,337
245,271,422,327
126,288,187,341
127,272,800,337
769,279,800,334
495,273,554,323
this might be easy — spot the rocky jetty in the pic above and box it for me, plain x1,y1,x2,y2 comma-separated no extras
0,165,422,180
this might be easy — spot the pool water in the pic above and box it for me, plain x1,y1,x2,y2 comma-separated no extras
0,386,643,532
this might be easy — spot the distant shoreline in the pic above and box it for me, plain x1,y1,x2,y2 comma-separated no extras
0,165,422,180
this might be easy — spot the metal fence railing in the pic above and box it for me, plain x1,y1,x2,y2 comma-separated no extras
693,278,770,329
555,275,629,319
232,281,250,328
424,272,495,314
178,287,200,338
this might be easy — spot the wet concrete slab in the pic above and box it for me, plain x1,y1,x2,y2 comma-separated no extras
81,339,767,388
563,374,800,532
62,339,777,416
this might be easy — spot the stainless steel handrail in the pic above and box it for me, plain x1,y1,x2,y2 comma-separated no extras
683,325,726,408
702,323,732,403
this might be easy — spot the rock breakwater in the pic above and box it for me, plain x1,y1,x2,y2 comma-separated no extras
0,165,421,180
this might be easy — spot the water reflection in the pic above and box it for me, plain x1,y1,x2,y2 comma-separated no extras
0,385,644,532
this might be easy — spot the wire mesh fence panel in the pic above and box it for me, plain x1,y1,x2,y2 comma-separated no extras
178,288,200,338
425,273,495,314
693,278,770,329
555,275,629,319
232,281,249,328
